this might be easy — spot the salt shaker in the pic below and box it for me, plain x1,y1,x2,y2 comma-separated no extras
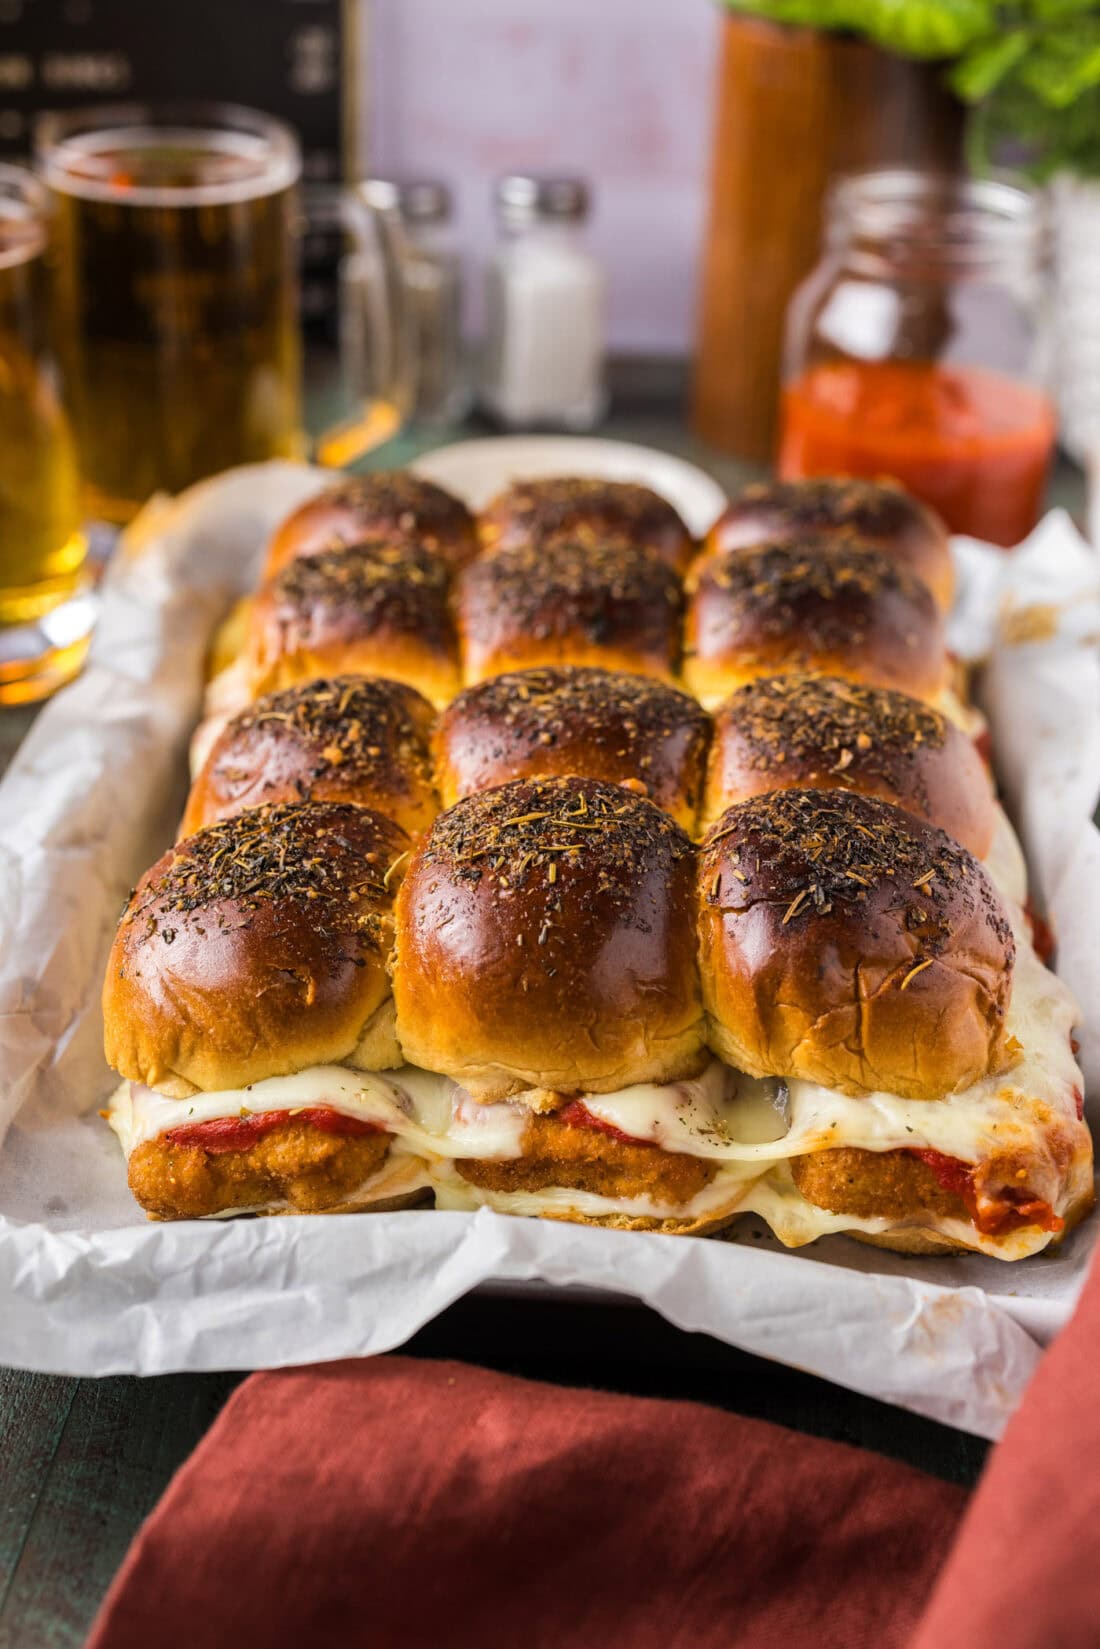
481,174,606,429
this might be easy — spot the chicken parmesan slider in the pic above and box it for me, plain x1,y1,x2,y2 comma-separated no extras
103,801,425,1219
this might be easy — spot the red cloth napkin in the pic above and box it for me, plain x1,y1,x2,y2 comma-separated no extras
909,1245,1100,1649
86,1355,964,1649
87,1235,1100,1649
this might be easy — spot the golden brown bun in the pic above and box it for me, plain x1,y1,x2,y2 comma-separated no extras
698,789,1015,1099
247,540,460,707
478,476,695,572
393,776,705,1100
683,537,946,707
701,673,995,854
435,665,711,833
457,540,683,686
703,477,953,610
264,471,478,579
104,802,411,1096
181,676,439,839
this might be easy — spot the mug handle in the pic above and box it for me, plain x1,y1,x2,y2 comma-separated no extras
307,186,415,469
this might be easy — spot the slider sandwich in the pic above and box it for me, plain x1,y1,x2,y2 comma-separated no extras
683,536,946,710
104,801,431,1219
696,789,1092,1257
701,673,1026,904
392,776,746,1233
183,675,439,839
435,665,711,833
478,475,695,572
264,470,479,580
247,538,460,706
457,539,683,686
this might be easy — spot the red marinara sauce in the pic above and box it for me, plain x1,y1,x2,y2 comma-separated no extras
164,1108,385,1155
778,360,1056,548
558,1100,651,1149
906,1148,1063,1237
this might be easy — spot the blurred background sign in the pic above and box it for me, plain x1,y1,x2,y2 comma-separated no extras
0,0,351,328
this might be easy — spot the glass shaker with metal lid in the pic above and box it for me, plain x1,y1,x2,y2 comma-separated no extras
481,173,606,430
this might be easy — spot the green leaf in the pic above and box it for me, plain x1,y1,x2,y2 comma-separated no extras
862,0,996,55
1019,31,1100,105
1025,0,1098,21
951,30,1031,101
720,0,995,53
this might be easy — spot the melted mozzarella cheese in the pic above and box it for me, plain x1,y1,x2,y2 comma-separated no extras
110,1065,530,1165
580,914,1082,1196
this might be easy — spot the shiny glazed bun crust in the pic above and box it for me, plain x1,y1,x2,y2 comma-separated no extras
264,471,478,579
702,673,995,853
181,675,439,839
457,539,683,685
393,776,705,1100
479,476,694,571
247,540,460,706
683,537,946,706
697,789,1015,1099
104,802,411,1096
703,477,953,609
435,665,711,831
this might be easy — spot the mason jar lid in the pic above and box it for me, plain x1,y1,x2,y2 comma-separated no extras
825,168,1045,276
494,174,590,229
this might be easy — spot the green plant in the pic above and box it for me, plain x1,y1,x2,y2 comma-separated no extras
722,0,1100,175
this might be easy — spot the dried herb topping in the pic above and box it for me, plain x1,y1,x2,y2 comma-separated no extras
123,801,404,947
705,536,928,607
448,665,707,749
726,477,929,540
273,538,451,607
219,676,434,792
461,540,682,651
422,775,693,896
317,470,474,540
484,476,688,547
702,788,1013,960
718,673,948,774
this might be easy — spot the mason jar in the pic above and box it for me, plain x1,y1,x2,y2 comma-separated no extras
778,169,1052,547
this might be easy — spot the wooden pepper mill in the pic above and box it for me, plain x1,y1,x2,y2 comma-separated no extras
692,16,965,463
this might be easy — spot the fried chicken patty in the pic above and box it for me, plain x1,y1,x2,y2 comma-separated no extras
455,1111,717,1204
128,1120,393,1220
790,1146,966,1224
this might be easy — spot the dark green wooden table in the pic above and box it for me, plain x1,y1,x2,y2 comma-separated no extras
1,367,1083,1647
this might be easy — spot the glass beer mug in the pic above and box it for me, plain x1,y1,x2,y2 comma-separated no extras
37,102,305,524
0,164,87,702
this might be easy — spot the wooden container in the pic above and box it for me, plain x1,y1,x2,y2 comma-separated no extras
691,16,965,462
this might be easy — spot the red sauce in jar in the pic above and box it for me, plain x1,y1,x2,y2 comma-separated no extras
164,1107,385,1155
778,360,1056,547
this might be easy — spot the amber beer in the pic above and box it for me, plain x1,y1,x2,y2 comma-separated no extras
0,165,85,699
39,104,304,523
